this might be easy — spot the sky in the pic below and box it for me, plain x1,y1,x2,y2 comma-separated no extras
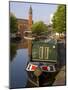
10,2,58,25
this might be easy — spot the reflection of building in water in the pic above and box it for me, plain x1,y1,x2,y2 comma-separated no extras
17,6,33,36
17,39,28,49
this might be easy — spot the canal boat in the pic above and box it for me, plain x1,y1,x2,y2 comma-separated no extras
26,39,58,87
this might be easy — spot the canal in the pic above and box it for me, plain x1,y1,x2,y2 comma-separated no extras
9,39,66,89
10,40,29,89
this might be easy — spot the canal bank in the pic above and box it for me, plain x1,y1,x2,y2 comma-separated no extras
53,66,66,86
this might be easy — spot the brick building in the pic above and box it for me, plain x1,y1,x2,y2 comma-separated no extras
17,6,33,37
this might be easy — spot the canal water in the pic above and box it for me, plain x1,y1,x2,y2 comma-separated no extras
10,41,29,89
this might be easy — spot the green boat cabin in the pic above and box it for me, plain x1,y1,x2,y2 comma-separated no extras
32,39,57,63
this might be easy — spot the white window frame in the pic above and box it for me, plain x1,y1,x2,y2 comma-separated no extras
39,46,49,60
39,46,43,59
44,47,49,59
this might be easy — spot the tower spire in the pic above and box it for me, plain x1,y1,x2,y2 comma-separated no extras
28,5,32,30
29,5,32,15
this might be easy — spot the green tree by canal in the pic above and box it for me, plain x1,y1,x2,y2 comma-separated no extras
32,21,48,35
10,13,18,33
52,5,66,33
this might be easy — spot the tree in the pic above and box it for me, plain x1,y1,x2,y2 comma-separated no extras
10,13,18,33
52,5,66,33
31,21,48,35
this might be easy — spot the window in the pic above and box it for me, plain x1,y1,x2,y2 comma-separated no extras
39,47,43,59
39,46,49,60
44,47,49,59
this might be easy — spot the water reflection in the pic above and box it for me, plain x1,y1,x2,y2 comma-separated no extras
10,48,29,89
10,43,17,60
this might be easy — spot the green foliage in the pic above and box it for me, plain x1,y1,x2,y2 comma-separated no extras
52,5,66,33
32,21,48,35
10,14,18,33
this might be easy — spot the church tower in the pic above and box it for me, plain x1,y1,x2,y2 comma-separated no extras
28,5,32,30
28,6,32,57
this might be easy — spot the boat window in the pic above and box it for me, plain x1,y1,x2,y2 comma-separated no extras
39,46,43,59
44,47,49,59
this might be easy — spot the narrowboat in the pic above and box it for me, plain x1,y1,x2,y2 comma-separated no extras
26,39,58,87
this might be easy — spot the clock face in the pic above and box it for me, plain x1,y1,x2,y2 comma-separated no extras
32,40,57,62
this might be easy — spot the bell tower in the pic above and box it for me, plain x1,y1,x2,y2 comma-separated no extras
28,6,32,57
28,5,32,30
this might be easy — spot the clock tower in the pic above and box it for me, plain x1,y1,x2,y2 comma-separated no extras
28,5,32,30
